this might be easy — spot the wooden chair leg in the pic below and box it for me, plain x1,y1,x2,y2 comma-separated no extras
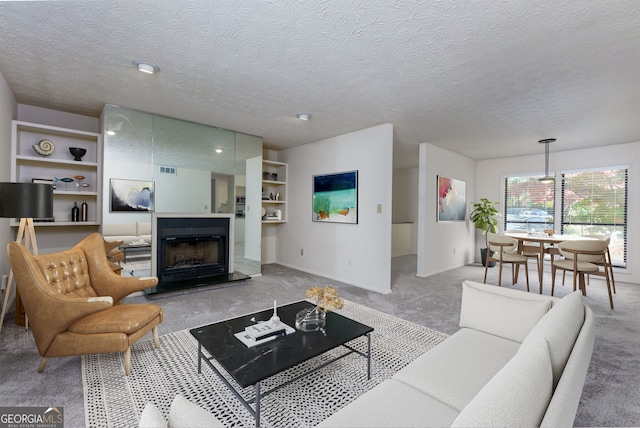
524,262,530,292
153,326,160,348
606,272,615,309
483,260,489,284
38,357,49,373
124,347,131,376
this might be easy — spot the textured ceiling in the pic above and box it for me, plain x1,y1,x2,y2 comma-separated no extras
1,1,640,168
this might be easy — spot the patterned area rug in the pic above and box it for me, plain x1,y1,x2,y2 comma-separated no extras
82,300,448,427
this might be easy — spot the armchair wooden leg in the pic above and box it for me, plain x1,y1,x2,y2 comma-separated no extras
38,358,49,373
153,326,160,348
124,347,131,376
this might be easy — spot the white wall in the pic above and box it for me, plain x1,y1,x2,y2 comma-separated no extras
392,167,419,255
476,141,640,284
0,71,17,308
276,124,394,293
17,104,99,133
417,143,477,277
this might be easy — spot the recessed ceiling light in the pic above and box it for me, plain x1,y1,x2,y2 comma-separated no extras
134,61,159,74
296,113,311,121
215,148,223,153
106,130,116,136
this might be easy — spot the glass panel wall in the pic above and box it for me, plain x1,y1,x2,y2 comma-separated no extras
101,105,262,275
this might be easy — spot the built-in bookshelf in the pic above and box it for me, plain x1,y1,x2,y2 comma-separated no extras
10,120,102,226
262,160,287,224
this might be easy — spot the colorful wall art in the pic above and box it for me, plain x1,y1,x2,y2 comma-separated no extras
313,170,358,224
110,179,155,212
437,175,467,221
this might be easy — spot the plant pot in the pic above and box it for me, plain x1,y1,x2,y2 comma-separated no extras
481,248,496,267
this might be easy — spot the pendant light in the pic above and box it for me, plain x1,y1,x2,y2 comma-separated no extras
538,138,556,183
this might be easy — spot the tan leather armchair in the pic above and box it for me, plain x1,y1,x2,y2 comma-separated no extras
7,232,163,375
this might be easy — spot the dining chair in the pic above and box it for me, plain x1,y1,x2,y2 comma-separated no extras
581,234,616,294
504,230,541,286
483,232,530,291
551,240,614,309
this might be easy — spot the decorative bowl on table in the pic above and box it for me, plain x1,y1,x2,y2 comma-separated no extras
543,229,556,236
69,147,87,161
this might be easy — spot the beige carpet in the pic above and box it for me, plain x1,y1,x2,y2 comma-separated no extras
82,300,448,427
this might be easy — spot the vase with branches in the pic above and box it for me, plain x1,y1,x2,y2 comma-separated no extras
295,285,344,332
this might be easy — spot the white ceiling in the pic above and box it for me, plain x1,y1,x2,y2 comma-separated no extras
1,1,640,169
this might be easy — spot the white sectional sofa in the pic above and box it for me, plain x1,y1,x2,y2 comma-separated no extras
319,280,595,427
102,222,151,245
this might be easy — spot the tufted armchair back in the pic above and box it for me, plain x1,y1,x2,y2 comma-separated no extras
33,248,97,298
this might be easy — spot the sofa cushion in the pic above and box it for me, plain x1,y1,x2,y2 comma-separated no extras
69,304,161,335
167,394,225,428
139,402,167,428
103,223,137,237
521,290,585,389
452,336,553,427
137,222,152,236
317,378,460,428
393,328,520,411
460,281,552,342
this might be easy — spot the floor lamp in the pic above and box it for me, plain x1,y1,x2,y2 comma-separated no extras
0,182,53,333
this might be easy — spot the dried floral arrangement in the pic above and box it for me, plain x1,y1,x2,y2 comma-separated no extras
306,285,344,313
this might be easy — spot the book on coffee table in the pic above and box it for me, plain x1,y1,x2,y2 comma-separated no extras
234,320,295,348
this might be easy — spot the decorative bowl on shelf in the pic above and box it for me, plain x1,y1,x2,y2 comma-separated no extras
69,147,87,161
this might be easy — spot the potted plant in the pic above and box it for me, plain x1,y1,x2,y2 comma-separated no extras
470,198,500,267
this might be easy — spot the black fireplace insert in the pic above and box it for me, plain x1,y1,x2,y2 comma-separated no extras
156,217,229,283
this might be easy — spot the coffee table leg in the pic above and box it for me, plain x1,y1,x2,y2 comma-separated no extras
255,382,261,427
367,333,371,380
197,343,202,374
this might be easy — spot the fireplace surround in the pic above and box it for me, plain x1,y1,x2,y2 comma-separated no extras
150,213,245,294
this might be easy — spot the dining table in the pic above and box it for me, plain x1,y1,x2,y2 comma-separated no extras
503,232,598,293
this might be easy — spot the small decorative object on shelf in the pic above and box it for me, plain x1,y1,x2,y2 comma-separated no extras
32,139,55,156
71,202,80,222
263,171,271,180
56,177,74,191
295,285,344,332
543,229,555,236
81,200,88,221
271,173,278,181
69,147,87,161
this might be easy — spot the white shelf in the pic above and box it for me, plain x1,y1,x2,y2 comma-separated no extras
262,160,287,224
11,120,103,227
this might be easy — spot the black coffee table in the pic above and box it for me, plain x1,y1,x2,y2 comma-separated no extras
190,300,374,427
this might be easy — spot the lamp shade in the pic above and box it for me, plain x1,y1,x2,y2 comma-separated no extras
0,182,54,219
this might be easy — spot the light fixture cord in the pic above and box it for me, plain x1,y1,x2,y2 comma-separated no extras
544,141,550,177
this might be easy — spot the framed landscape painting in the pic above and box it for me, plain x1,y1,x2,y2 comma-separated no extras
313,170,358,224
437,175,466,221
110,179,155,212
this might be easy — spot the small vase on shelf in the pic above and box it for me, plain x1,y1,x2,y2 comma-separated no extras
71,202,80,222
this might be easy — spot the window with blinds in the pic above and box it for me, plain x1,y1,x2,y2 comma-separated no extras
504,175,555,232
561,167,628,267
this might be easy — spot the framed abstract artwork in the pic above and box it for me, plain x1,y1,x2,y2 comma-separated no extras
312,170,358,224
110,178,155,212
437,175,467,221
